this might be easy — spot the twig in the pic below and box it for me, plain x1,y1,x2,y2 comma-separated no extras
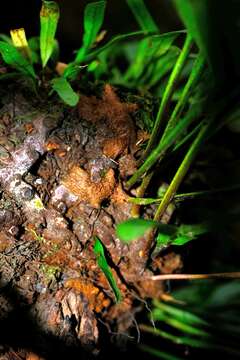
149,272,240,281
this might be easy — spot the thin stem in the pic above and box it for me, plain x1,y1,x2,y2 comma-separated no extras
149,272,240,281
161,53,205,144
154,120,210,222
131,172,153,217
143,34,193,159
126,105,199,189
128,183,240,205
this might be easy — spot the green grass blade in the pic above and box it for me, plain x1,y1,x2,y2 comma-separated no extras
51,77,79,106
64,31,145,79
153,120,211,222
116,219,157,242
139,345,184,360
126,103,201,189
40,1,60,68
75,1,106,63
143,33,193,159
124,31,183,83
126,0,158,32
93,236,122,303
161,53,205,143
0,41,36,78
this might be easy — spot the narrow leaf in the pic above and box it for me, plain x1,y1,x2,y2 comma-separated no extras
40,0,60,68
0,41,36,78
93,236,122,302
116,218,157,242
75,1,106,63
126,0,158,32
51,77,79,106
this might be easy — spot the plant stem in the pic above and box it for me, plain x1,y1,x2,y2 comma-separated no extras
128,183,240,205
153,120,210,222
131,172,153,217
149,272,240,281
143,34,193,159
126,105,200,189
160,53,205,144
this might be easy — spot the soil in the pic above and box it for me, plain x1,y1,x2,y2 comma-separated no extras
0,83,182,359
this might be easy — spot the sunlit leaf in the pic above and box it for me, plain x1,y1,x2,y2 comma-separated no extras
75,0,106,63
116,218,157,242
10,28,31,60
93,236,122,303
40,0,60,68
0,41,36,78
51,77,79,106
126,0,158,32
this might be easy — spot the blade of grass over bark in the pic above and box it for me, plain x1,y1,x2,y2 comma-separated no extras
161,53,205,143
93,236,122,303
126,104,201,189
40,1,60,68
51,77,79,106
143,33,193,159
153,120,212,222
126,0,158,33
0,41,36,78
10,28,31,61
75,1,106,63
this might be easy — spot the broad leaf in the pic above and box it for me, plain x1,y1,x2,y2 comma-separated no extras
51,77,79,106
126,0,158,33
75,1,106,63
40,0,60,68
0,41,36,78
116,218,157,242
93,236,122,303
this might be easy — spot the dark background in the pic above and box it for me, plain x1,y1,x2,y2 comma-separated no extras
0,0,180,61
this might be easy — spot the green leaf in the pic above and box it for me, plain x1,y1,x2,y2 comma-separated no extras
0,41,36,78
116,218,157,242
40,0,60,68
75,1,106,63
140,345,184,360
51,77,79,106
124,32,182,83
156,223,208,247
126,0,158,32
64,31,145,79
0,34,12,44
93,236,122,303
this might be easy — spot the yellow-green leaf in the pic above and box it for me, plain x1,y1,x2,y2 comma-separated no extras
10,28,31,60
